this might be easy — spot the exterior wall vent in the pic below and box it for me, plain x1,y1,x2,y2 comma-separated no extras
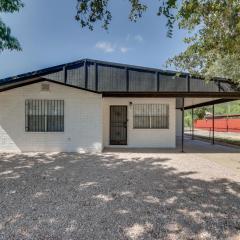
41,83,50,91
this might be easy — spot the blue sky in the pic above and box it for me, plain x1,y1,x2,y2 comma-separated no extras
0,0,187,78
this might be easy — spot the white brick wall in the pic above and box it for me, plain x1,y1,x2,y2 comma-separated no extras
0,81,178,152
0,81,103,153
103,98,176,148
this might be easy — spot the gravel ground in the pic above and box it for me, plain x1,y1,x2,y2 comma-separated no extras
0,145,240,239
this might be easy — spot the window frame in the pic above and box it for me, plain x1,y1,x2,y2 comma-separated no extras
133,104,169,129
25,99,64,133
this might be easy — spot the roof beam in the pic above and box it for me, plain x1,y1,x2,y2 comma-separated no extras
103,92,240,98
183,98,238,110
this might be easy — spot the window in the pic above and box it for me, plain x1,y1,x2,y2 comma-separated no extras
133,104,169,129
25,100,64,132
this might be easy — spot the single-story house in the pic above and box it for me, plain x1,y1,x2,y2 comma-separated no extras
0,59,239,153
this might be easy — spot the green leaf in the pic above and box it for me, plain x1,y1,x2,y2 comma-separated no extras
0,0,24,51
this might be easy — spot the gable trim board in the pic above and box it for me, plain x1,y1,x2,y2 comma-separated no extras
0,77,99,94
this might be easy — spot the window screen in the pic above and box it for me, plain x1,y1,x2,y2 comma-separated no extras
25,100,64,132
133,104,169,129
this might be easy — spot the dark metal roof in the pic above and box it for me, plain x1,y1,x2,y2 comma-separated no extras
0,59,85,84
1,58,239,97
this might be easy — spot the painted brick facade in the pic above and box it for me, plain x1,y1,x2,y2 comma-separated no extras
0,81,179,152
103,98,176,148
0,81,103,152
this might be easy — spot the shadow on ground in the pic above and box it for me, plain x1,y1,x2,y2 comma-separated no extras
0,152,239,239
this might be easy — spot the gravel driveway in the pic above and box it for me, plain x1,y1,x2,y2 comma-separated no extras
0,148,240,239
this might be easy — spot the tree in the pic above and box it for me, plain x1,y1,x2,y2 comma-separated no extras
75,0,177,37
166,0,240,85
0,0,24,51
75,0,240,85
194,107,208,120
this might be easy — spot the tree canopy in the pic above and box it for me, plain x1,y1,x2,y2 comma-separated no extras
166,0,240,85
0,0,23,51
75,0,177,37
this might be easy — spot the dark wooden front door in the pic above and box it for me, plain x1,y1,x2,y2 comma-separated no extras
110,106,127,145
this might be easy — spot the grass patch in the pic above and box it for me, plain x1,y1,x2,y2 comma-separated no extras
185,133,240,147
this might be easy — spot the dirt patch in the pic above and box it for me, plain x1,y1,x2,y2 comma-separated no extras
0,151,240,239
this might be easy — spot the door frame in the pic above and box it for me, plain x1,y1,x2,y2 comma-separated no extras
109,105,128,145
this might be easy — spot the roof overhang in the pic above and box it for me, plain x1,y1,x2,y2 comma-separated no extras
0,77,99,94
1,58,239,99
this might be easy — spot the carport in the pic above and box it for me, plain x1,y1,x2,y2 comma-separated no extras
178,97,240,152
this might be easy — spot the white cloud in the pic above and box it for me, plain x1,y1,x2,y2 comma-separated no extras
134,35,143,42
95,41,116,53
95,41,130,54
120,47,129,53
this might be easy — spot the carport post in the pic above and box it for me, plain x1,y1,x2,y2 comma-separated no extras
181,98,185,152
192,108,194,140
212,104,215,144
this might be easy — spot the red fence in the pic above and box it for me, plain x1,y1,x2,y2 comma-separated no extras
194,118,240,132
